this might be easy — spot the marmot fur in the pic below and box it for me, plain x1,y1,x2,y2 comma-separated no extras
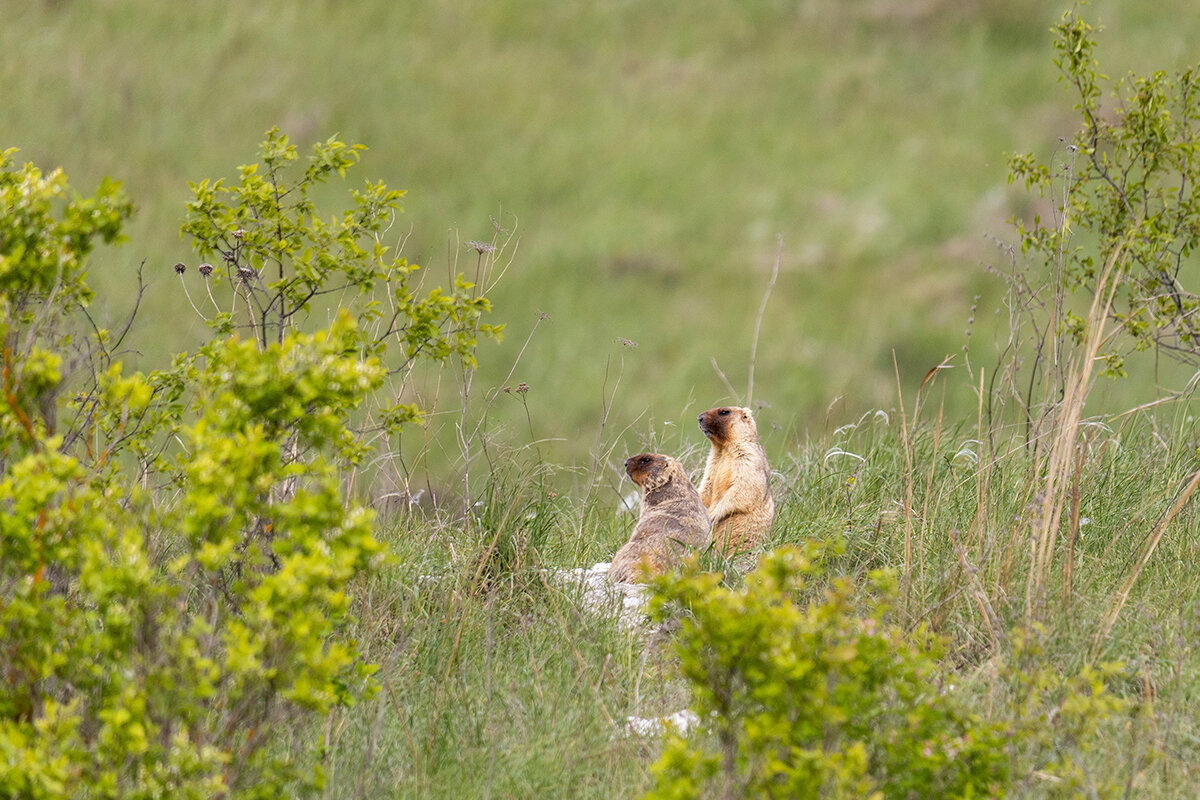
697,406,775,553
609,453,712,583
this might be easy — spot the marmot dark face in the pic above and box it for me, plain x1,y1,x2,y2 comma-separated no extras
625,453,667,487
698,406,752,443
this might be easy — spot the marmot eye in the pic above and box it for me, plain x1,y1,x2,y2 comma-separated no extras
718,409,729,416
640,456,653,464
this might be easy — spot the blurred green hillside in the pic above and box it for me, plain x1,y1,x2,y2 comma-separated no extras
4,0,1198,478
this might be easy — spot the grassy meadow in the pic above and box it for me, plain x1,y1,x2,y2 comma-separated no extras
6,0,1200,477
7,1,1200,797
313,399,1200,798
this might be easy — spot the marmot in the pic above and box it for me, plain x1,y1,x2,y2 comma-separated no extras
697,406,775,554
609,453,712,583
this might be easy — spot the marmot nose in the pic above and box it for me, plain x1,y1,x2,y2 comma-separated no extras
697,413,704,423
624,457,633,468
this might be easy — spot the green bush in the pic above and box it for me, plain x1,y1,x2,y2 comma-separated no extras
180,127,500,370
643,545,1142,800
0,132,501,797
1009,7,1200,376
644,545,1010,800
1,324,383,798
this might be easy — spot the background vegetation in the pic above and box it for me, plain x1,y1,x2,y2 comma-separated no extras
6,0,1200,481
6,1,1200,798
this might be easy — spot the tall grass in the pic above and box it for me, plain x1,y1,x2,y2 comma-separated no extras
318,463,668,800
312,369,1200,798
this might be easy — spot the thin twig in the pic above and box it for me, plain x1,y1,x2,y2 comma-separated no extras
709,357,739,403
746,235,782,408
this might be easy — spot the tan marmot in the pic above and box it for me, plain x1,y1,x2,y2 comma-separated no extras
697,406,775,554
609,453,712,583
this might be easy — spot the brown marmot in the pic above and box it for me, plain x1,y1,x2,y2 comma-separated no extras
608,453,712,583
697,406,775,554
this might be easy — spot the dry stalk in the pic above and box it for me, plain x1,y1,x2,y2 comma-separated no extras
1089,480,1175,578
893,353,915,617
1091,469,1200,656
970,368,992,553
1025,241,1126,624
1062,431,1086,607
577,349,646,541
919,394,947,599
948,527,1005,654
746,235,782,408
709,356,740,402
893,353,953,618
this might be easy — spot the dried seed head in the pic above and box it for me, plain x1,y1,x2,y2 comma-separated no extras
237,266,256,281
174,262,187,275
232,228,246,240
222,250,236,263
198,263,214,277
464,240,496,254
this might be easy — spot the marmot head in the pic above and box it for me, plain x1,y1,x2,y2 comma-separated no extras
625,453,682,493
697,406,757,445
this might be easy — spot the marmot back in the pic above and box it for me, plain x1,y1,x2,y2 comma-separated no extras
608,453,711,583
697,406,775,554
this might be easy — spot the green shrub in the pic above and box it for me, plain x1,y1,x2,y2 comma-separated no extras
643,543,1146,800
644,545,1010,800
1009,7,1200,376
180,127,500,369
1,324,384,798
0,131,501,797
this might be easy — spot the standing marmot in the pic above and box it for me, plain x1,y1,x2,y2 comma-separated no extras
609,453,712,583
697,406,775,554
